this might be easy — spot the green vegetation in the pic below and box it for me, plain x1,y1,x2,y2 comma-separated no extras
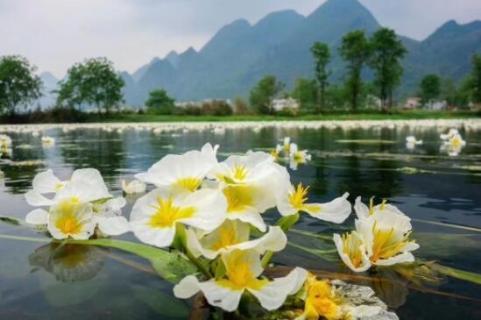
57,57,124,113
0,55,41,115
369,28,407,110
310,42,331,112
420,74,441,104
145,89,175,114
340,30,371,111
249,75,284,114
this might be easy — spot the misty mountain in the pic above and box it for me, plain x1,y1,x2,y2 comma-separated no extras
40,0,481,106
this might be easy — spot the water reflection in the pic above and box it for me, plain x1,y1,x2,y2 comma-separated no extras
29,243,105,282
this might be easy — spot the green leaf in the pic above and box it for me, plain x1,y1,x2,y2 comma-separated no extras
0,216,21,226
431,264,481,285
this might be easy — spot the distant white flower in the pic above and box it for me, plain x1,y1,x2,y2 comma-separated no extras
405,136,423,150
41,136,55,147
174,250,307,312
136,143,218,194
130,188,227,248
441,133,466,156
121,179,146,194
0,134,12,148
282,137,291,154
186,220,287,259
440,128,459,141
277,183,351,224
289,143,311,170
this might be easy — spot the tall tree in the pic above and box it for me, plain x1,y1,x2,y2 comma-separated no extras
340,30,370,111
145,89,175,114
0,55,42,115
420,74,441,105
310,42,331,112
57,57,124,113
369,28,407,110
249,75,284,114
291,78,318,112
471,53,481,104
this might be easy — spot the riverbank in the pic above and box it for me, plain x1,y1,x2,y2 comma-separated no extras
1,110,479,124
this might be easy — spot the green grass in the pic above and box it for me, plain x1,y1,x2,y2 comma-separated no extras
87,110,481,123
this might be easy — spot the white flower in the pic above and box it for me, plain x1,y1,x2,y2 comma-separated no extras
289,143,311,170
25,169,128,238
174,250,307,312
405,136,423,150
41,136,55,147
211,152,290,231
0,134,12,148
186,220,287,259
441,133,466,156
136,143,218,193
334,197,419,272
282,137,291,154
277,184,351,224
440,128,459,140
121,179,146,194
129,188,227,248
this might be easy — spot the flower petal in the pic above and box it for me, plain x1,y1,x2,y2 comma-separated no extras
25,209,49,225
32,169,62,194
97,216,130,236
304,192,351,224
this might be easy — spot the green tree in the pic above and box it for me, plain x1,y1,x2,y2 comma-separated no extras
57,57,124,113
0,55,42,115
419,74,441,105
369,28,407,110
310,42,331,112
470,53,481,104
249,75,284,114
291,78,318,112
340,30,371,111
145,89,175,114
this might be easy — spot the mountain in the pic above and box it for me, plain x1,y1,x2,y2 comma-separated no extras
119,0,481,105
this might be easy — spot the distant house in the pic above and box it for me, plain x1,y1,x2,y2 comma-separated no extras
404,97,421,109
425,100,448,110
271,98,299,112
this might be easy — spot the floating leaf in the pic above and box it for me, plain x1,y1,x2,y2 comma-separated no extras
431,264,481,285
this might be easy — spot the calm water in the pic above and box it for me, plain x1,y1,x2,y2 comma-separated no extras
0,124,480,319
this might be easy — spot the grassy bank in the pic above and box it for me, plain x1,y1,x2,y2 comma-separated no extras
85,110,481,123
1,109,480,124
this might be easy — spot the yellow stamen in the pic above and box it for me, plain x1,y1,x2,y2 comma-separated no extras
149,197,195,228
370,222,412,263
232,165,248,181
223,185,254,213
54,197,84,236
302,275,340,320
216,251,268,290
211,223,240,250
342,232,364,268
289,184,309,210
174,177,202,192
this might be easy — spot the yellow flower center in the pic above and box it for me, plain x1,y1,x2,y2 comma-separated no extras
217,251,268,291
293,151,304,162
232,165,248,181
289,184,309,210
149,197,196,228
303,279,339,320
342,232,365,268
54,197,84,236
211,223,240,250
450,136,463,148
223,185,254,213
370,223,411,263
174,177,202,192
55,182,66,192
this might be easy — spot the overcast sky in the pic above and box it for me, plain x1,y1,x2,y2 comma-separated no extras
1,0,480,77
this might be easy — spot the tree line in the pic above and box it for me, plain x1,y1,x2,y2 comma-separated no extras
1,27,481,118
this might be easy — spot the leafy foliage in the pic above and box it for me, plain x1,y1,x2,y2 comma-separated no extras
249,75,284,114
0,55,42,115
369,28,407,109
57,57,124,112
310,42,331,112
419,74,441,105
145,89,175,114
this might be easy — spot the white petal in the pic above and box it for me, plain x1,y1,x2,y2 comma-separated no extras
97,216,130,236
131,222,176,248
179,189,227,232
333,233,371,273
173,275,202,298
226,210,266,232
249,267,307,311
354,196,370,219
25,190,54,207
234,226,287,254
25,209,49,225
304,192,351,224
32,169,62,194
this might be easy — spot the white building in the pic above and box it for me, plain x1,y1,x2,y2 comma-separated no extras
271,98,299,112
